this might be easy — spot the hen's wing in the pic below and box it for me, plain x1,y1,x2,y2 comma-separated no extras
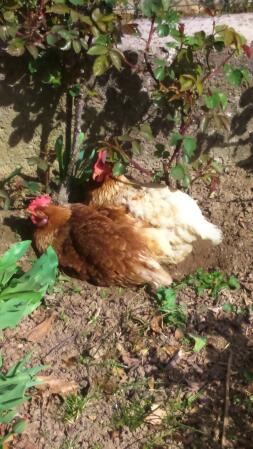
69,204,171,287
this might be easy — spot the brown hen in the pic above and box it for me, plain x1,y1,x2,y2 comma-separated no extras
27,195,172,287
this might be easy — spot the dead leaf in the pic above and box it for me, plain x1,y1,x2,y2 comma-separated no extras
26,313,56,342
112,366,128,381
175,328,184,340
36,375,78,396
150,315,163,333
3,434,14,449
145,404,166,425
116,343,139,368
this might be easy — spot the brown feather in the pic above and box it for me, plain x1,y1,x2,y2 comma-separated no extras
32,202,172,287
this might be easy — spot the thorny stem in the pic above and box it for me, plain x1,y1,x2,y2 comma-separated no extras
144,17,159,85
58,93,85,202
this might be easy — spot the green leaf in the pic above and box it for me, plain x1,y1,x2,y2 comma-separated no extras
223,303,235,313
12,418,27,434
69,84,81,97
204,91,228,110
228,276,240,289
0,241,31,289
26,44,39,59
69,0,86,5
109,49,122,71
42,70,61,86
46,5,70,14
223,65,243,87
112,162,126,176
171,164,186,181
92,55,110,76
154,65,166,81
72,40,81,54
6,38,25,57
78,132,86,145
0,247,58,330
182,136,197,159
189,334,207,353
139,123,153,141
170,132,182,146
70,10,92,25
87,45,108,56
0,353,45,427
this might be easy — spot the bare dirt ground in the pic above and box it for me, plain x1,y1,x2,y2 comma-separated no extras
0,165,252,449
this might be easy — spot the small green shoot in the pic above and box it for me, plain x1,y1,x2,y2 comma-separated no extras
63,394,90,424
188,334,207,353
112,398,152,431
155,287,187,328
0,353,45,447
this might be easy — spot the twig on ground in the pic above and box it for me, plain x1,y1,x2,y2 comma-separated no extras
221,349,233,448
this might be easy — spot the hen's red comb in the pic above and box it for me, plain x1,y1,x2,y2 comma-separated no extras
28,195,51,212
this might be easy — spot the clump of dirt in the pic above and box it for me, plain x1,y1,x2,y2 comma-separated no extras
0,166,252,449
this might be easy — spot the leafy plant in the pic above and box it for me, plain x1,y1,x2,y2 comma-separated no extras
0,240,58,329
180,269,240,298
0,352,45,448
155,287,187,328
0,1,251,203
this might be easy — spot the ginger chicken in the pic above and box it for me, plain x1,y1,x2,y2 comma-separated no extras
27,195,172,287
85,150,222,265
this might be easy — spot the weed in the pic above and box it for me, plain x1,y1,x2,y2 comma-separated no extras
155,287,187,328
0,353,45,446
58,440,77,449
59,311,70,323
63,394,90,424
112,398,152,431
177,269,240,298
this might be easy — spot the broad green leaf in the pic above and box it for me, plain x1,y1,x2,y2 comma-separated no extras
170,132,182,146
189,334,207,353
0,247,58,330
69,84,81,97
78,132,86,145
228,276,240,289
109,49,122,71
0,241,31,288
92,55,110,76
182,136,197,159
87,45,108,56
171,164,186,181
223,65,243,87
72,40,81,54
12,418,27,434
154,65,166,81
204,91,228,110
6,38,25,57
139,123,153,141
69,0,86,5
46,4,70,14
113,162,126,176
70,10,92,25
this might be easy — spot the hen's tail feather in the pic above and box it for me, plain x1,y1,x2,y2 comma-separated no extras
139,255,172,287
193,220,222,245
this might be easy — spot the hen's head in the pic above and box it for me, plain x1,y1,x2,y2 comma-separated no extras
27,195,52,227
92,150,112,183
